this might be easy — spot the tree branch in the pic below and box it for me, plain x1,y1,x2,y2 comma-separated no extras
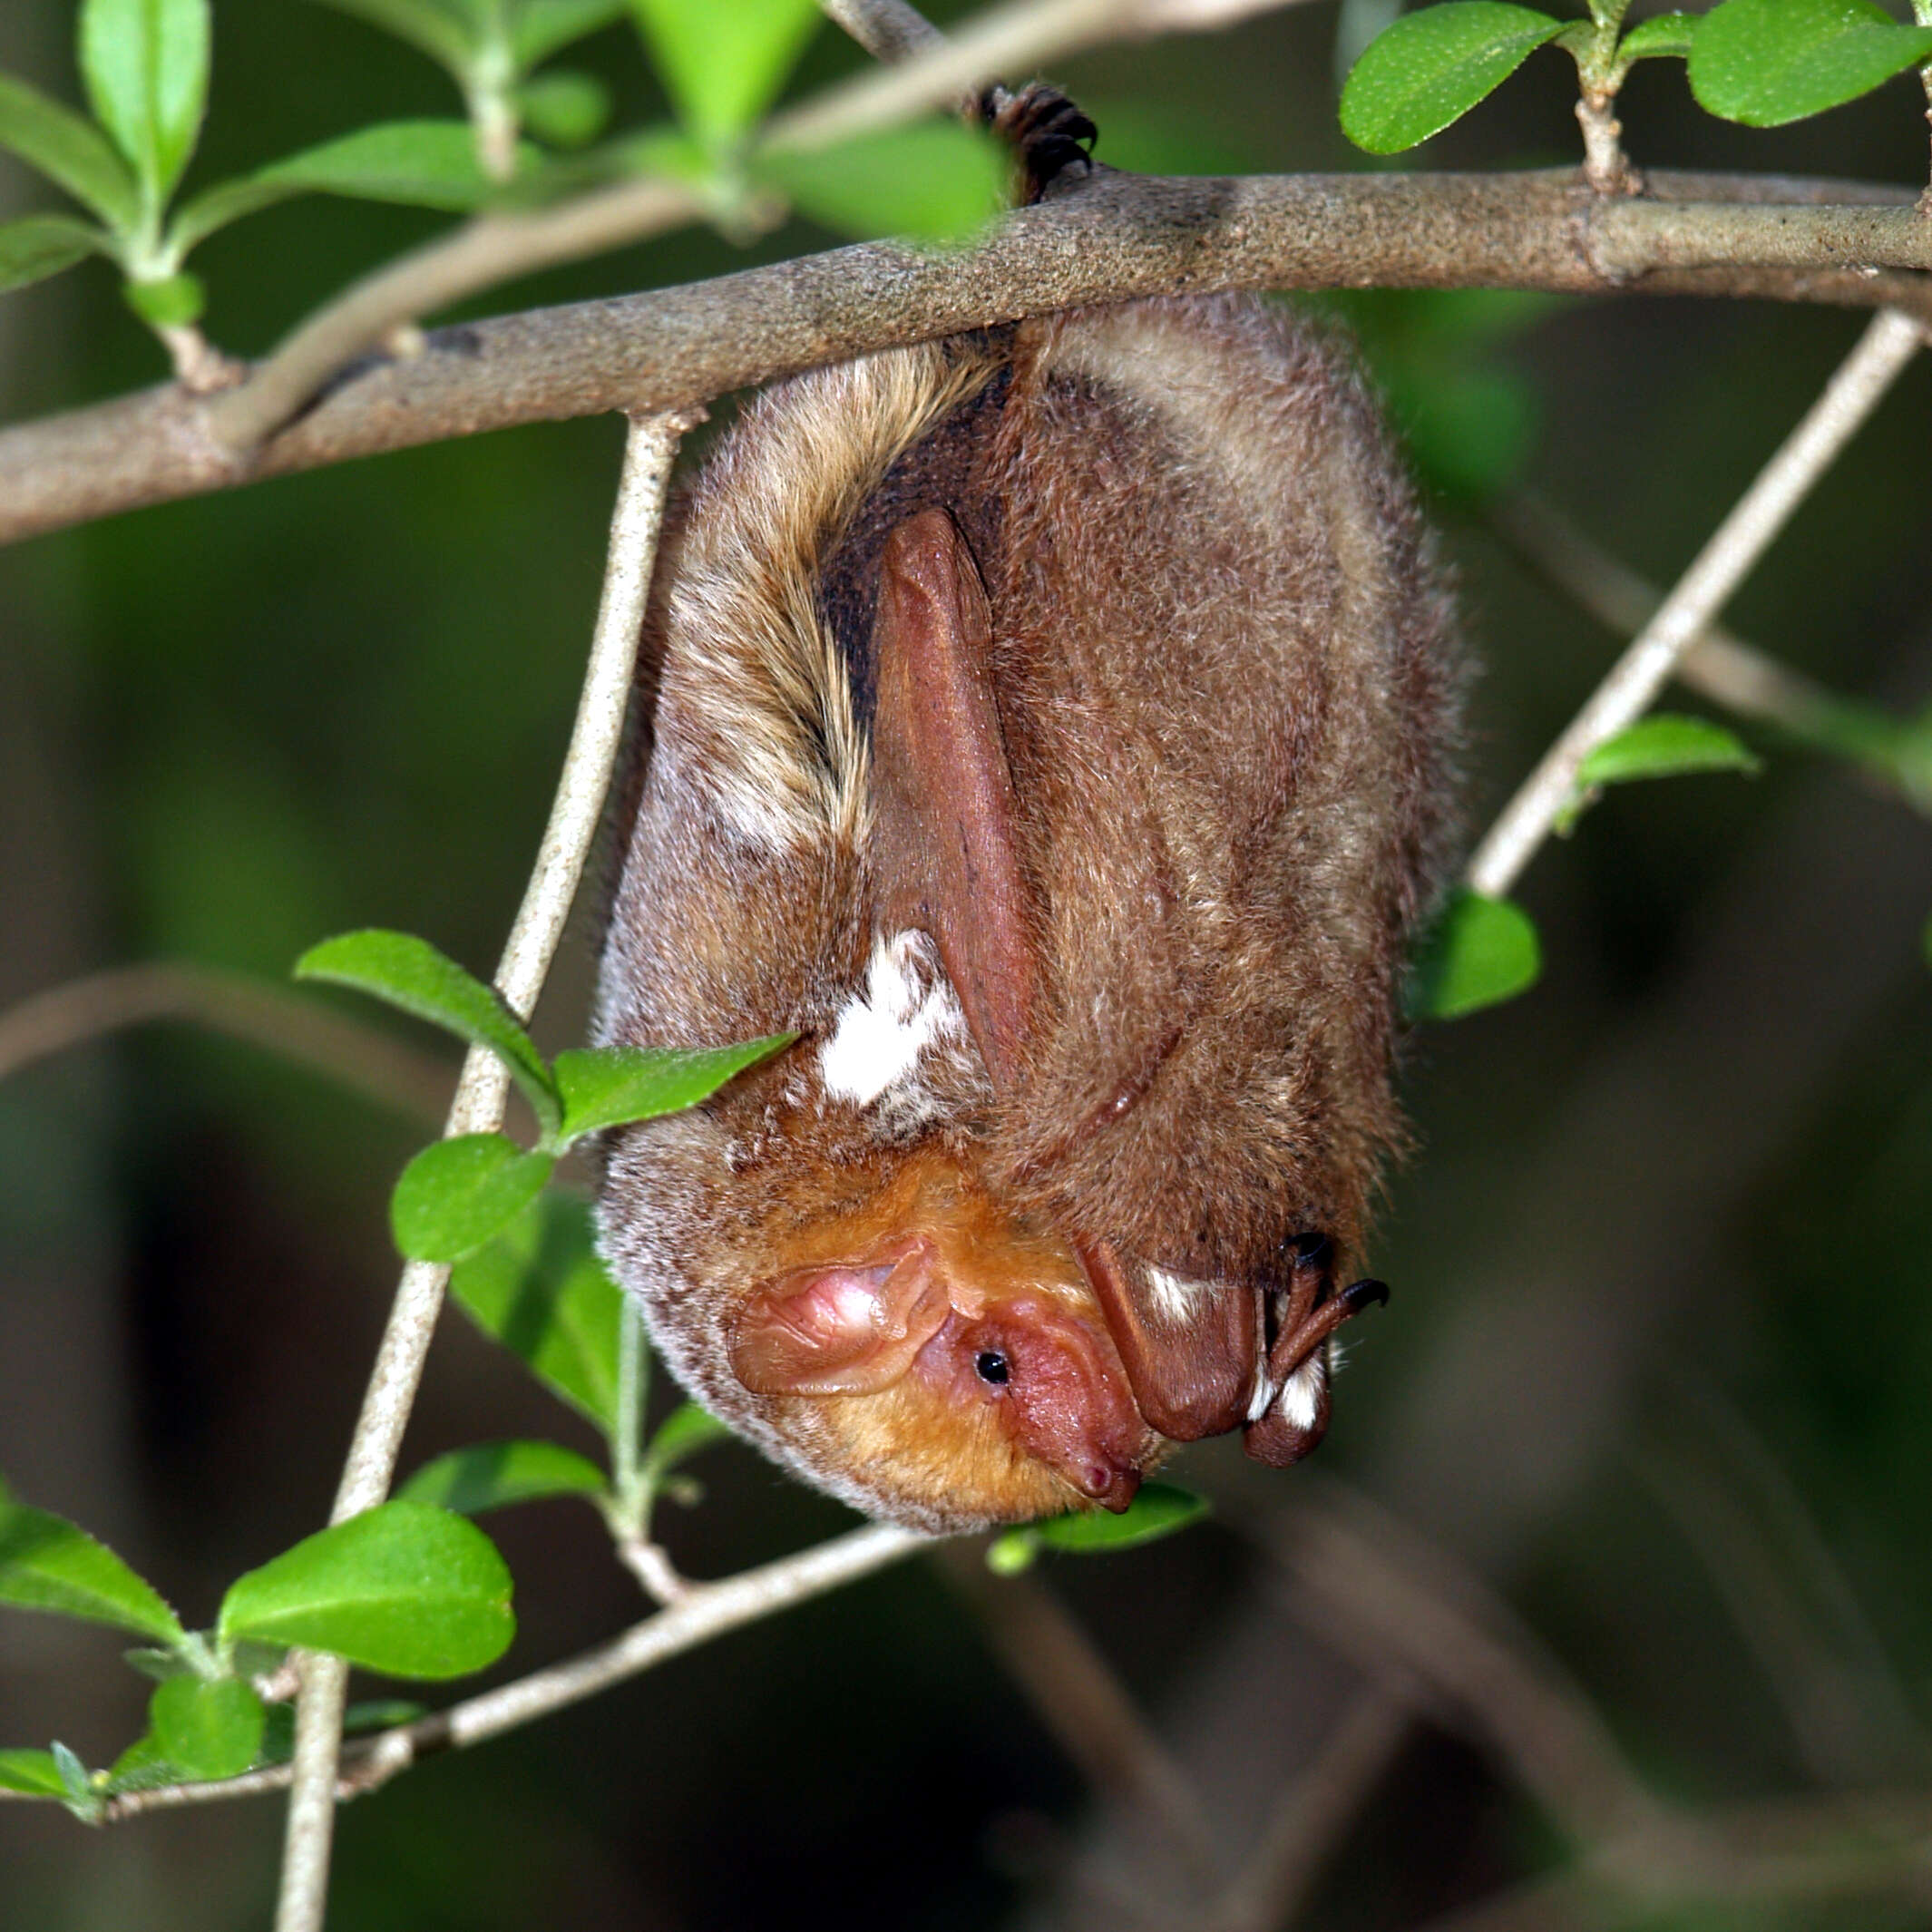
3,169,1927,548
68,1523,926,1823
272,410,690,1932
0,961,451,1120
1467,306,1925,899
820,0,945,62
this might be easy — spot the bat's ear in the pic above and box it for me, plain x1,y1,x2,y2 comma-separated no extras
869,507,1039,1090
729,1242,951,1397
1078,1240,1261,1442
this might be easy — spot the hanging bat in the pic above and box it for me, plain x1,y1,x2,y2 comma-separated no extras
593,97,1459,1532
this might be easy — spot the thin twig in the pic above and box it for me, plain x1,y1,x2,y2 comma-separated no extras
1491,493,1932,816
819,0,945,63
936,1546,1220,1891
1209,1685,1412,1932
1259,1486,1664,1849
59,1524,925,1822
272,410,689,1932
0,961,451,1119
1467,307,1926,898
5,169,1928,546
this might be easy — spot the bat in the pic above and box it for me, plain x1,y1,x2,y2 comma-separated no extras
593,96,1460,1531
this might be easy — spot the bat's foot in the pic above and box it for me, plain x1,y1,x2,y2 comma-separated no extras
983,83,1097,202
1243,1236,1390,1468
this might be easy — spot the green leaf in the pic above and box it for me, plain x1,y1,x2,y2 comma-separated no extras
391,1133,556,1264
758,121,1008,244
450,1194,623,1432
1340,2,1568,152
148,1676,264,1782
397,1440,608,1515
512,0,629,67
516,70,611,147
1573,713,1761,795
632,0,823,145
0,214,108,294
983,1531,1038,1575
296,929,560,1137
1618,10,1695,59
0,1749,68,1798
123,268,203,325
1404,887,1541,1021
0,1497,185,1644
122,1644,193,1682
79,0,210,204
1035,1482,1211,1553
553,1034,791,1146
1689,0,1932,125
51,1741,97,1813
309,0,478,77
104,1732,179,1792
219,1501,514,1680
0,72,141,231
640,1401,728,1480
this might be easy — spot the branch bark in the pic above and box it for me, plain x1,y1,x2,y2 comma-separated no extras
2,168,1926,548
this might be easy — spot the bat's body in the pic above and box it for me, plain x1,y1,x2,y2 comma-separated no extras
594,288,1459,1531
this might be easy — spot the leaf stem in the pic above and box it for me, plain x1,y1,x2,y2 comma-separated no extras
1465,307,1925,900
271,409,689,1932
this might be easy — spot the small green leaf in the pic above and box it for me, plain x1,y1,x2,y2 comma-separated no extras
450,1194,623,1432
516,70,611,147
0,1749,68,1798
309,0,478,77
758,121,1008,244
252,120,519,210
148,1676,264,1782
1689,0,1932,126
51,1741,96,1806
1031,1482,1211,1554
1341,2,1567,152
398,1440,608,1516
122,1645,193,1682
103,1731,179,1792
296,929,560,1137
553,1034,792,1145
0,72,141,231
640,1402,728,1480
632,0,822,145
219,1501,514,1680
1573,714,1761,795
0,214,108,294
512,0,629,68
0,1497,185,1644
1404,888,1541,1021
79,0,211,204
391,1134,555,1264
123,268,203,325
1618,10,1695,59
983,1532,1038,1575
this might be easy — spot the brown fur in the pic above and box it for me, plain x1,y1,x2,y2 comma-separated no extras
594,295,1460,1531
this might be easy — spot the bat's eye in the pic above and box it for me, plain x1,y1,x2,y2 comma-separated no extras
974,1350,1011,1386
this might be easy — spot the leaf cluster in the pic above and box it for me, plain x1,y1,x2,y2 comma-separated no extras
1341,0,1932,154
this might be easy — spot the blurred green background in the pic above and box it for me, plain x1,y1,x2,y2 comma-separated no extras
3,4,1932,1927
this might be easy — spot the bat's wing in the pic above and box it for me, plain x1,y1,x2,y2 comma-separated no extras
868,507,1263,1442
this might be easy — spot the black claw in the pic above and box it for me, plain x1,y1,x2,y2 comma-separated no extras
1288,1231,1331,1266
1339,1278,1390,1313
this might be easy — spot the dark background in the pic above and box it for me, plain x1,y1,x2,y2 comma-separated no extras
3,4,1931,1927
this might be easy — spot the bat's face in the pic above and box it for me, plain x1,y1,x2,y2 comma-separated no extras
727,1147,1153,1520
595,297,1459,1531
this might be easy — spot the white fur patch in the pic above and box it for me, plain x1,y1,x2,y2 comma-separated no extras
818,931,965,1109
1276,1353,1325,1433
1145,1265,1212,1324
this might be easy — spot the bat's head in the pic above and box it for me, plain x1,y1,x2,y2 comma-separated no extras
724,1152,1156,1526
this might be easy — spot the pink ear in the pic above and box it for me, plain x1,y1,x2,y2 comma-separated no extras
729,1241,951,1397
